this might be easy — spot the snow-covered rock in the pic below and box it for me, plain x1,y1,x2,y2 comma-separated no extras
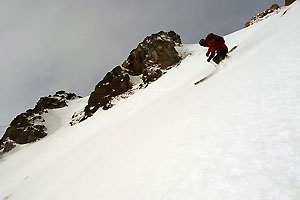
81,30,182,121
0,2,300,200
0,91,80,154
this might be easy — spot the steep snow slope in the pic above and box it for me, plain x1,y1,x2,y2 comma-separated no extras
1,2,300,200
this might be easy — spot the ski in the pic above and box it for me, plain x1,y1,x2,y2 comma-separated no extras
194,68,217,85
194,45,238,85
228,45,238,54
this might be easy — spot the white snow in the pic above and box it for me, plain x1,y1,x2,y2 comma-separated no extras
0,128,6,138
1,2,300,200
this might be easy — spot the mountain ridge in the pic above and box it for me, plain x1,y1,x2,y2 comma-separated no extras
0,31,184,155
1,2,300,199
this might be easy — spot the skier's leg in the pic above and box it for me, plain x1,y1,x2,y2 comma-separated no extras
217,49,228,62
213,55,221,64
221,49,228,59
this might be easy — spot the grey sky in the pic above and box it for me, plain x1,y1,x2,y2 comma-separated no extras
0,0,283,133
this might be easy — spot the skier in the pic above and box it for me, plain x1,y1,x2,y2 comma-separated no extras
199,33,228,64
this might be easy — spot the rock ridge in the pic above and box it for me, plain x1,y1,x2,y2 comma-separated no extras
74,30,182,123
0,91,81,155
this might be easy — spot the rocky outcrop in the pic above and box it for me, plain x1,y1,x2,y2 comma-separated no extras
1,31,182,154
77,31,182,122
84,66,132,118
245,4,281,27
122,31,181,77
0,91,81,155
285,0,296,6
35,91,79,111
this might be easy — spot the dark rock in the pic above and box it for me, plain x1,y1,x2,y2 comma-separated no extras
270,4,280,10
34,91,80,113
122,31,181,76
142,68,163,85
0,140,16,153
79,30,182,121
285,0,296,6
0,91,81,154
245,21,251,28
84,66,132,117
0,111,47,149
245,4,281,27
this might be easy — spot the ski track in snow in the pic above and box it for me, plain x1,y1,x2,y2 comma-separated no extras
1,2,300,200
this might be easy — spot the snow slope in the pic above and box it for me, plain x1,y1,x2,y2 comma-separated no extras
1,2,300,200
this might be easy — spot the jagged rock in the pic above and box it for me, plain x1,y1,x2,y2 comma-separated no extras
84,66,132,118
285,0,296,6
80,31,182,121
142,68,163,84
34,91,80,113
245,4,281,27
122,30,181,76
0,111,47,147
0,91,81,154
0,140,16,153
270,4,280,10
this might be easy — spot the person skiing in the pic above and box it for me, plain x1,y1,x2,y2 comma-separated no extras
199,33,228,64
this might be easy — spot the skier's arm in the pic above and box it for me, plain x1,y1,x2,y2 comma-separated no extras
206,50,210,57
208,47,216,58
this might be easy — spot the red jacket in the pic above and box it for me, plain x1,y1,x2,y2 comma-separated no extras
206,40,228,58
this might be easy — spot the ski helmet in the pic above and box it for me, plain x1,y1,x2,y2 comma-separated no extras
199,39,206,46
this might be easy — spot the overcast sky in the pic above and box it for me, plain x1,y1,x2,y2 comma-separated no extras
0,0,283,133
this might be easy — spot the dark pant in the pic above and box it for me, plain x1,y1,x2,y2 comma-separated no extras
213,49,228,64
